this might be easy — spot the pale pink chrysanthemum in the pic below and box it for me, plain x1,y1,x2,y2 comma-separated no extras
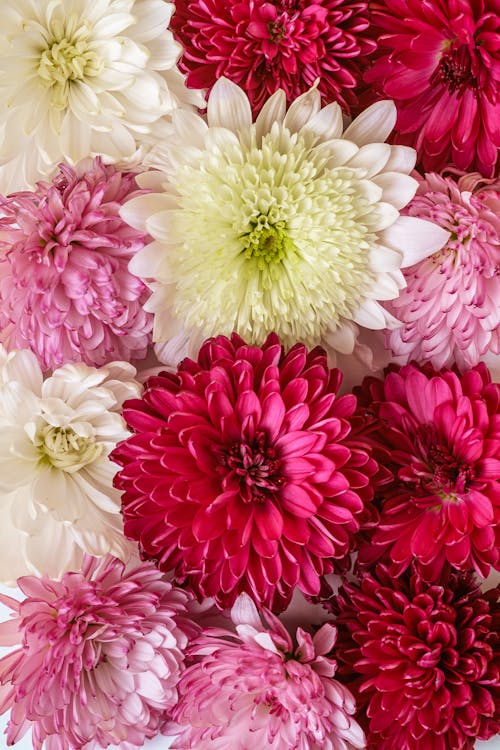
0,157,153,370
384,172,500,369
0,555,197,750
170,593,365,750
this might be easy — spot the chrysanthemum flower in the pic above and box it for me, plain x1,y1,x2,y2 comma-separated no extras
330,566,500,750
171,0,375,114
0,554,197,749
170,593,365,750
354,362,500,578
111,333,381,611
384,171,500,370
0,158,153,370
121,78,448,358
364,0,500,176
0,0,204,192
0,347,141,583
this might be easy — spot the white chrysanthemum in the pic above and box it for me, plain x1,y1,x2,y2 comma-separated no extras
0,0,204,191
0,346,141,583
121,78,449,359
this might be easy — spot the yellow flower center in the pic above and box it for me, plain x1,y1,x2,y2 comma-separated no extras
241,217,297,270
37,18,103,110
37,425,102,472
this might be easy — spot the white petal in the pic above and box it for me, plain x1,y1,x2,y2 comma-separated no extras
231,592,262,629
381,216,450,267
302,101,343,142
284,87,322,133
207,78,252,133
319,139,359,168
120,193,176,231
345,143,391,178
343,100,397,146
353,299,392,329
369,244,404,271
255,89,287,140
384,145,417,174
323,321,357,355
372,172,419,209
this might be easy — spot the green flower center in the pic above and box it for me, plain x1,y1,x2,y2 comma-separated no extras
241,218,296,269
37,425,102,472
37,18,103,110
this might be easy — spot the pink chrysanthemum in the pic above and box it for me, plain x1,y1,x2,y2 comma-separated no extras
170,593,365,750
330,566,500,750
384,171,500,369
0,555,197,750
171,0,375,114
354,362,500,578
0,157,153,370
111,333,380,611
364,0,500,176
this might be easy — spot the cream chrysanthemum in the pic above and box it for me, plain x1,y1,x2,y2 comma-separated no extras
0,0,204,191
0,347,141,584
122,78,449,358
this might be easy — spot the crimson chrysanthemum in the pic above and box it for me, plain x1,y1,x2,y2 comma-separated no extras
364,0,500,176
0,157,153,370
384,171,500,369
329,566,500,750
171,0,375,113
354,362,500,578
169,593,365,750
0,555,197,750
111,333,380,611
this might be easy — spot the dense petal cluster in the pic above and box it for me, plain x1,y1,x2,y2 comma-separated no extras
171,0,375,114
122,78,448,358
331,566,500,750
0,555,197,750
384,171,500,369
0,347,141,583
0,158,153,370
0,0,204,191
171,593,365,750
364,0,500,176
354,362,500,578
112,333,380,611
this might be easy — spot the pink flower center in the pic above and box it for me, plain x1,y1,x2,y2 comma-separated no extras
427,443,473,494
434,41,478,95
218,431,284,503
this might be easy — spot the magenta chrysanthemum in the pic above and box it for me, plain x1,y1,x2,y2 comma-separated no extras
364,0,500,176
170,593,365,750
354,362,500,578
0,157,153,370
171,0,375,113
111,333,380,611
0,555,197,750
330,566,500,750
384,171,500,369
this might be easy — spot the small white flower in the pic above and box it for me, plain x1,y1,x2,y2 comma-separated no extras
0,0,204,191
122,78,450,360
0,347,141,583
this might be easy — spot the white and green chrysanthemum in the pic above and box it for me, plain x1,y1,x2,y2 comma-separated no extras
122,78,449,357
0,0,204,191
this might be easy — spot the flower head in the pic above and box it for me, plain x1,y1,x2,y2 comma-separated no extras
111,333,381,611
354,362,500,578
364,0,500,176
0,554,197,749
384,171,500,370
170,593,365,750
0,158,153,370
0,347,141,583
330,566,500,750
122,78,448,358
171,0,375,114
0,0,204,191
